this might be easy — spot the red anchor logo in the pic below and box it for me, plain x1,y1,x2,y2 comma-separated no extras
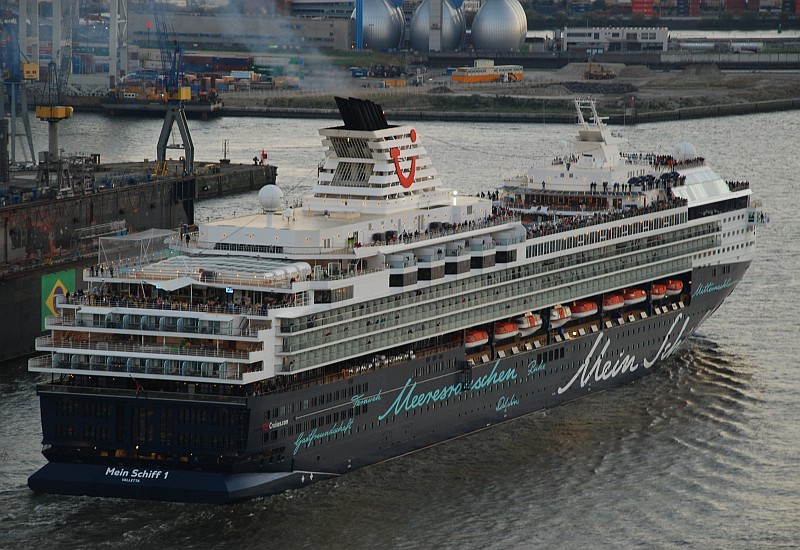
390,129,417,189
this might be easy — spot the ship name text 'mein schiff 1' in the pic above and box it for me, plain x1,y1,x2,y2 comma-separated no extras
28,97,767,503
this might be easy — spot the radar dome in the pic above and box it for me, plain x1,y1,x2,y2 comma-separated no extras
258,185,284,211
353,0,404,51
673,141,697,162
471,0,527,52
410,0,466,52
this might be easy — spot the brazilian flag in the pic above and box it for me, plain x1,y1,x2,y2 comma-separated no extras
41,269,76,330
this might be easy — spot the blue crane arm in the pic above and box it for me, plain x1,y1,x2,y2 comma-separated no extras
152,0,182,92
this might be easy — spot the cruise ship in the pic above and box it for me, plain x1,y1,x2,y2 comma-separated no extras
28,97,767,503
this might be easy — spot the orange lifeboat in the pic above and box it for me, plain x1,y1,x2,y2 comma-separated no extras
623,288,647,305
571,301,598,319
650,284,667,300
666,280,684,296
515,312,542,336
494,322,519,340
465,329,489,348
602,294,624,311
549,305,572,328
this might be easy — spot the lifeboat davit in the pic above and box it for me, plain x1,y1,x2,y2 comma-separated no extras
571,300,598,319
666,280,684,296
465,329,490,348
515,312,542,336
650,284,667,300
623,289,647,305
602,294,625,311
549,305,572,328
494,321,519,340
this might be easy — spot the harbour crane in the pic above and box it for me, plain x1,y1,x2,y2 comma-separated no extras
1,19,36,167
35,0,81,193
35,60,73,193
152,0,194,176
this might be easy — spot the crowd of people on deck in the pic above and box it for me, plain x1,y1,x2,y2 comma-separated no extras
651,155,706,170
523,198,688,241
367,209,516,246
61,289,292,317
88,264,114,277
622,152,706,171
727,180,750,192
551,155,579,165
477,190,501,201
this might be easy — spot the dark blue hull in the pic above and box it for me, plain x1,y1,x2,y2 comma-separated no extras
28,463,335,504
28,262,748,503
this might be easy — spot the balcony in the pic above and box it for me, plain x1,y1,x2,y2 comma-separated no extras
36,335,251,361
28,354,257,382
58,295,282,319
45,314,264,338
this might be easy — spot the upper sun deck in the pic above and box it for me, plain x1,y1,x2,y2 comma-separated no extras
202,191,488,234
521,99,703,193
505,99,749,213
194,192,493,260
88,207,520,296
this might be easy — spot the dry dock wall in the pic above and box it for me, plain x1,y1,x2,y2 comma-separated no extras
0,175,193,361
0,178,192,264
0,163,275,362
0,262,88,361
195,164,277,199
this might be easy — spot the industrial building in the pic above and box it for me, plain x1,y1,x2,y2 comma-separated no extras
561,27,669,53
12,0,533,84
126,11,353,52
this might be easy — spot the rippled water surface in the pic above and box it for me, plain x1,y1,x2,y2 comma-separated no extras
2,111,798,548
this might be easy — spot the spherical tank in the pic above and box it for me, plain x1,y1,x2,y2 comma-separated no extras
471,0,527,52
352,0,404,51
410,0,466,52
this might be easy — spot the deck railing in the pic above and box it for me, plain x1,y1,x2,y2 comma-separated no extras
36,335,251,360
28,353,256,382
45,315,264,338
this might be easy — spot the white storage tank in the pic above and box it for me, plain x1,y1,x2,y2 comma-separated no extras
409,0,466,52
352,0,404,51
471,0,527,52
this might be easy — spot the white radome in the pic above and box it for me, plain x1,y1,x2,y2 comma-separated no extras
258,185,284,211
673,141,697,161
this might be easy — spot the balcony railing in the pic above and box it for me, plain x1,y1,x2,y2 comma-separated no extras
45,315,263,338
36,335,251,360
28,354,256,382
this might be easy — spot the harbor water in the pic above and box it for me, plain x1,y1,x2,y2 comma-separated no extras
1,111,798,548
